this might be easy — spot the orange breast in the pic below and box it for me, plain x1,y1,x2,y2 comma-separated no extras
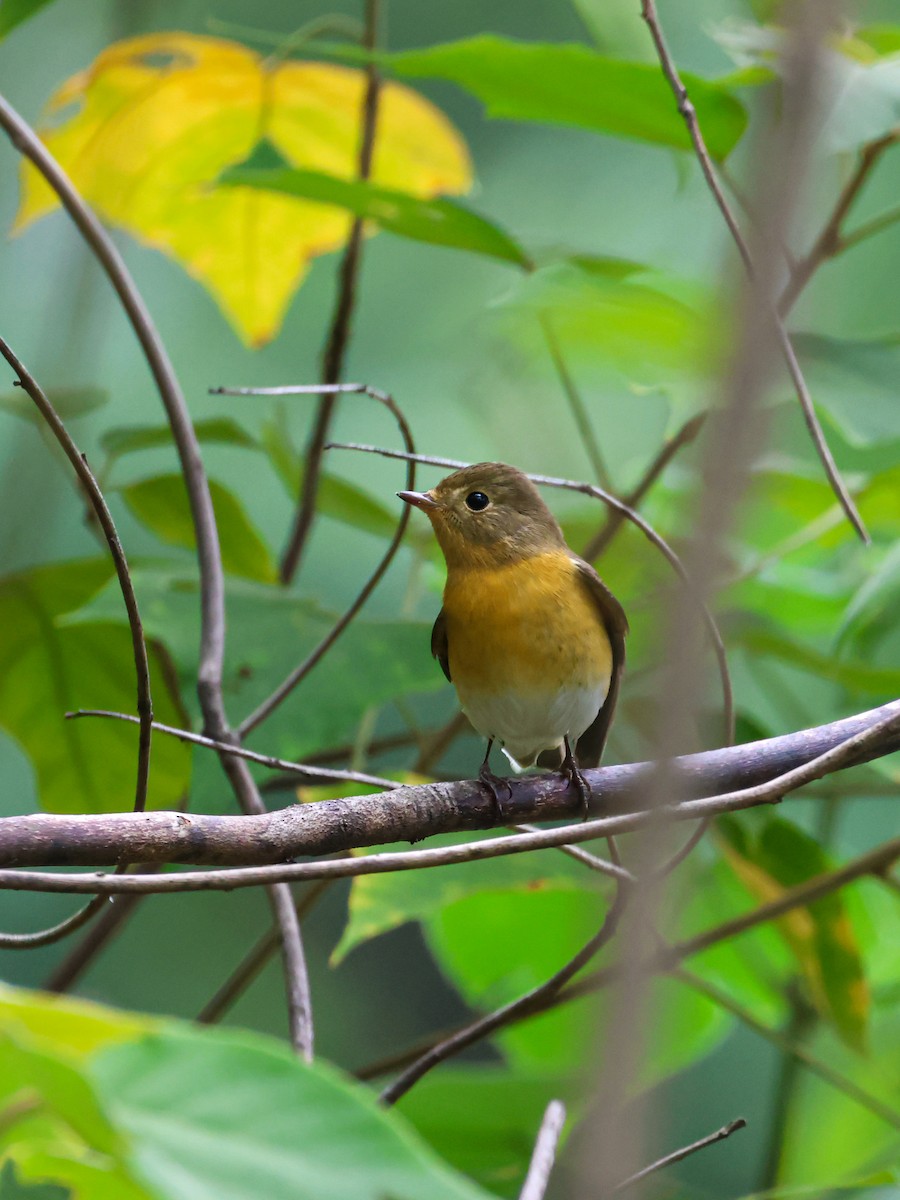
442,551,612,694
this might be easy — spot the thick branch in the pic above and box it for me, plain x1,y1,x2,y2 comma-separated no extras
0,700,896,870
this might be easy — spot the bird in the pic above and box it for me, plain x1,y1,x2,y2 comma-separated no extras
398,462,627,815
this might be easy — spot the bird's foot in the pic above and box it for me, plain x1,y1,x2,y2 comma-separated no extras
561,738,592,819
478,763,514,822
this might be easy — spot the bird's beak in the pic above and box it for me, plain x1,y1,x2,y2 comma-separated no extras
397,490,441,511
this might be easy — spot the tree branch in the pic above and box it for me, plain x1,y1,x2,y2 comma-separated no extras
0,91,314,1060
278,0,382,583
638,0,869,545
0,337,153,814
0,701,897,879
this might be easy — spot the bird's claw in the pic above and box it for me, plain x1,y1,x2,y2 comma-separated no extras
478,763,514,821
561,740,592,819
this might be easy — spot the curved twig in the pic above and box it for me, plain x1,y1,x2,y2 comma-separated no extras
211,384,417,737
326,442,735,744
0,337,153,813
638,0,868,545
380,882,630,1105
0,895,109,950
0,94,314,1060
279,0,382,583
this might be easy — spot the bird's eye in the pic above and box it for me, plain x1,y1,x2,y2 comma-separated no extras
465,491,490,512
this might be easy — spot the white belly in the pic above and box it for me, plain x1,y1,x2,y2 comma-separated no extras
459,680,609,768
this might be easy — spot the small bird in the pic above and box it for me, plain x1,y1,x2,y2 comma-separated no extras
398,462,627,813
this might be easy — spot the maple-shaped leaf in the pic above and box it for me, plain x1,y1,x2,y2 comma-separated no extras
15,33,472,345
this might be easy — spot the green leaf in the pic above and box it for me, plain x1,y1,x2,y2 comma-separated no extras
0,560,191,814
0,0,59,38
0,1163,70,1200
728,616,900,696
838,543,900,653
333,834,593,963
0,387,107,427
92,1026,498,1200
854,25,900,58
119,474,277,583
719,814,870,1051
389,37,747,159
787,335,900,446
223,167,529,267
0,984,155,1061
100,418,257,459
499,259,705,381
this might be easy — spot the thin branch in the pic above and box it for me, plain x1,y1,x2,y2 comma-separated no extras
69,710,397,790
327,441,735,743
638,0,869,545
676,967,900,1132
0,895,109,950
357,830,900,1082
279,0,382,583
612,1118,747,1192
582,412,706,562
840,201,900,253
210,384,417,737
0,91,314,1059
0,700,897,874
0,337,153,813
44,885,151,993
380,882,630,1106
518,1100,568,1200
779,133,898,315
540,316,610,488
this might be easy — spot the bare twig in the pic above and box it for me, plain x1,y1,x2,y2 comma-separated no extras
518,1100,568,1200
380,883,630,1106
582,412,706,562
639,0,869,545
327,441,735,743
69,710,397,790
0,337,153,814
0,895,109,950
211,384,417,738
540,316,610,488
612,1118,747,1192
779,133,898,315
0,93,314,1060
0,700,897,873
44,886,151,993
279,0,382,583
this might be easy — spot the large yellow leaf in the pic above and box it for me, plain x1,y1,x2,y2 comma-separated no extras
15,33,472,344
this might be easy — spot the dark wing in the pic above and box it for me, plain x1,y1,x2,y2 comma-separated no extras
431,608,451,682
572,556,628,768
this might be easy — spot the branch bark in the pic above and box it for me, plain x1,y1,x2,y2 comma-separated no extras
0,699,896,870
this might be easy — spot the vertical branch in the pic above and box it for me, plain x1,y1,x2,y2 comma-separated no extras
518,1100,567,1200
0,95,314,1060
579,4,829,1192
279,0,382,584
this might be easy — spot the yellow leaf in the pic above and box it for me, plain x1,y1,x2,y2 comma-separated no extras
15,33,472,345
